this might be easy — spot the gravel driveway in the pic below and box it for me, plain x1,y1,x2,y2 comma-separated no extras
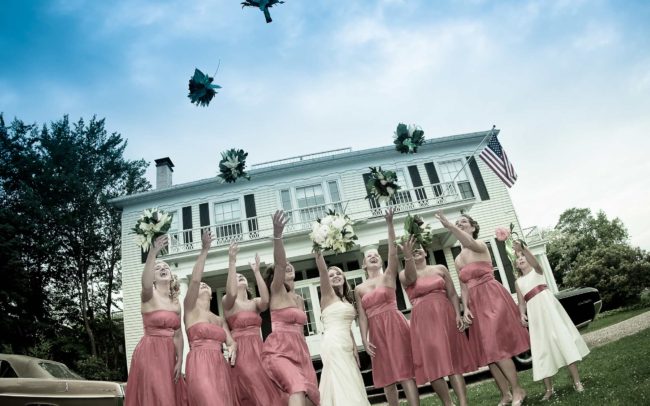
581,309,650,349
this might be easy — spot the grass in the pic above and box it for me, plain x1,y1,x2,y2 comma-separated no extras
579,305,650,334
403,327,650,405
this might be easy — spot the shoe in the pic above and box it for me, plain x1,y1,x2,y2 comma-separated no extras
542,389,554,401
512,393,527,406
574,382,585,393
497,392,513,406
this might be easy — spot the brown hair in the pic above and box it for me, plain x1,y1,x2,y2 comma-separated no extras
264,264,291,293
328,267,355,304
461,214,480,239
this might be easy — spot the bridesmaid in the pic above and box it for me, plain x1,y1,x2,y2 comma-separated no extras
223,247,287,406
436,211,529,406
399,236,477,406
261,210,320,406
183,231,237,406
354,208,419,406
314,251,370,406
126,235,184,406
514,241,589,400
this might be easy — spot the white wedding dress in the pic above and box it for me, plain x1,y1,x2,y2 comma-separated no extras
319,301,370,406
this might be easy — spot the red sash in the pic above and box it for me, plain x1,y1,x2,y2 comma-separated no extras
524,284,548,302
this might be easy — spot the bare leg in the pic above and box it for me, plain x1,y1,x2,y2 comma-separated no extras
567,363,584,391
431,378,453,406
384,384,399,406
488,363,512,404
288,392,306,406
449,374,469,406
400,379,421,406
542,377,553,400
494,359,526,405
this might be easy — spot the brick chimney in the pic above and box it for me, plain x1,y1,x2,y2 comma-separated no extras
155,157,174,189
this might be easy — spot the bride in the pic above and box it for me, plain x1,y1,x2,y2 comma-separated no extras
314,251,370,406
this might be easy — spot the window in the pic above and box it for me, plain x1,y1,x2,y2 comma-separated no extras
295,286,318,336
214,200,242,239
280,180,343,228
327,181,343,213
438,160,474,199
389,169,414,210
0,360,17,378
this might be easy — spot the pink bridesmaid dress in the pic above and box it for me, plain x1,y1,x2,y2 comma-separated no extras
459,261,530,366
185,322,234,406
361,286,414,388
126,310,181,406
405,275,478,385
226,311,287,406
261,307,320,405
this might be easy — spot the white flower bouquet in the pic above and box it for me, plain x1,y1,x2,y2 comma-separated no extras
309,210,358,254
366,166,400,204
132,208,173,250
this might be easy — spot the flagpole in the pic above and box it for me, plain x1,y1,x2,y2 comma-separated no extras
449,125,497,184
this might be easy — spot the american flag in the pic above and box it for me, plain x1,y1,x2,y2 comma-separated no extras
479,132,517,188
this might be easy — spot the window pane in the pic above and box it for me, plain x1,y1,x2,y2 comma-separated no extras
327,181,341,202
295,286,317,336
214,200,242,238
438,160,468,183
280,189,292,210
458,181,474,199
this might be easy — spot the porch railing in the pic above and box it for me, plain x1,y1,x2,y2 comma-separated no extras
166,181,474,255
522,226,545,244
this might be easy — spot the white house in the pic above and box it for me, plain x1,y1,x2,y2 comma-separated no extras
110,129,556,371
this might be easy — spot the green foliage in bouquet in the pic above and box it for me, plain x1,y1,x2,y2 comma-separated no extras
365,166,400,204
399,213,434,249
310,209,358,254
218,148,251,183
188,68,222,107
132,208,174,250
241,0,285,23
394,123,425,154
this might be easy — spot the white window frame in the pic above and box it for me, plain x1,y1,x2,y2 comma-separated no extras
435,159,477,200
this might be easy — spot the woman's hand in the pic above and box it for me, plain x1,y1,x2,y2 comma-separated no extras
272,210,289,238
152,235,168,254
173,361,182,383
520,313,528,328
249,253,261,274
398,235,416,259
228,242,239,263
363,339,377,358
201,230,213,252
434,210,451,228
456,313,464,331
463,308,474,325
384,207,395,224
228,342,238,366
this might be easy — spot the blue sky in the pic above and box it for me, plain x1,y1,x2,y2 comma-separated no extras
2,0,650,248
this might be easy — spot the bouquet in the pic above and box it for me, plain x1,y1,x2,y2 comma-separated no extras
309,210,358,254
393,123,425,154
495,223,527,264
218,149,251,183
188,68,221,107
241,0,285,23
365,166,400,204
399,213,434,249
132,208,173,251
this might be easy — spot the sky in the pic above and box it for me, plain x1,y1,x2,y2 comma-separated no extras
2,0,650,249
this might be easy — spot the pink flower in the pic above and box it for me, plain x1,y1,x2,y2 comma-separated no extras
495,227,511,242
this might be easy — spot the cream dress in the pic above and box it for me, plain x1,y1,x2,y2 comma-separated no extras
517,271,590,381
319,301,370,406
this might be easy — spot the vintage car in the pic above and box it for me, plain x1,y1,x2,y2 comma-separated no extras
0,354,125,406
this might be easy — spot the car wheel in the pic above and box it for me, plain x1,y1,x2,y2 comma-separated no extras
513,350,532,369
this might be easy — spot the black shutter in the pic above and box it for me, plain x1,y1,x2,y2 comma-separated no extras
433,249,448,268
424,162,443,197
467,156,490,201
244,194,258,235
450,246,462,260
182,206,193,244
199,203,210,228
141,248,149,264
408,165,427,201
395,274,408,311
361,173,381,211
495,240,517,293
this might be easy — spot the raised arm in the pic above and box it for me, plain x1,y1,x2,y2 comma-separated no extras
184,230,213,311
514,240,543,274
399,236,417,287
384,208,400,279
141,235,168,303
250,253,270,312
315,251,336,303
355,288,376,358
223,242,239,312
270,210,290,293
435,211,487,254
441,266,463,330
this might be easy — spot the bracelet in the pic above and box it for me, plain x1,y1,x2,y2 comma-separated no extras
271,236,283,240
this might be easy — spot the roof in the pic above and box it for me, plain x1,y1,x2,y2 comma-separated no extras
109,129,497,208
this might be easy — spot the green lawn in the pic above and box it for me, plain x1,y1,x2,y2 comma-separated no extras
405,327,650,405
579,306,650,334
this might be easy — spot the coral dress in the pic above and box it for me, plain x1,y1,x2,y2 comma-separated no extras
262,307,320,405
361,286,414,388
405,275,478,385
227,311,287,406
459,261,530,366
319,301,370,406
185,322,234,406
126,310,181,406
517,271,590,381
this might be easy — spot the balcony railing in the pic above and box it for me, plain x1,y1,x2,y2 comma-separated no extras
166,181,474,255
522,226,545,244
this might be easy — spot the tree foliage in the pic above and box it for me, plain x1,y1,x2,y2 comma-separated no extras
0,114,150,380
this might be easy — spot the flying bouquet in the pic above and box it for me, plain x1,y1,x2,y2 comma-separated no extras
399,213,434,249
218,148,251,183
188,68,222,107
495,223,527,264
393,123,425,154
132,208,173,251
366,166,400,204
241,0,285,23
309,210,358,254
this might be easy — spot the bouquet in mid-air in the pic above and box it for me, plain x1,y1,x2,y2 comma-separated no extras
393,123,425,154
495,223,526,264
399,213,434,249
218,149,251,183
366,166,400,204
